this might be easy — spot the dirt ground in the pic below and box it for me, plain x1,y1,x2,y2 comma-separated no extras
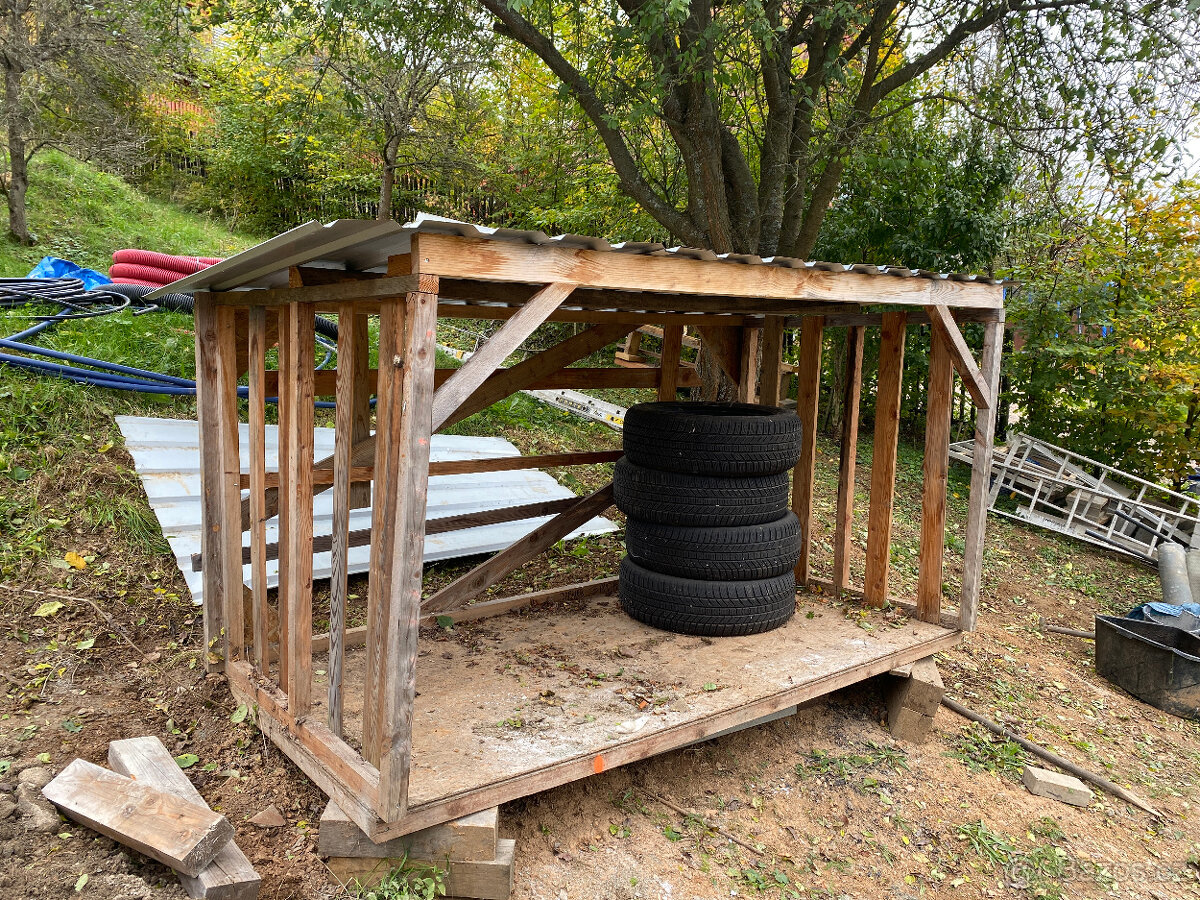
2,434,1198,900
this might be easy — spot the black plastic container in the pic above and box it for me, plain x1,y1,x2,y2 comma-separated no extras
1095,616,1200,719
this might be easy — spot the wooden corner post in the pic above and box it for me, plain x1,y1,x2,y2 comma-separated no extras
363,273,439,822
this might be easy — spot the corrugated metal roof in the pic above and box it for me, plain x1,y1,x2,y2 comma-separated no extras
146,213,1006,299
116,416,616,606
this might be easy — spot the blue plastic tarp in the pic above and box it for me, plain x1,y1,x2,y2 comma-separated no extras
1127,601,1200,633
26,256,110,290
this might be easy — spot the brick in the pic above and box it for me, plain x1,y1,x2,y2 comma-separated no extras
1022,766,1093,807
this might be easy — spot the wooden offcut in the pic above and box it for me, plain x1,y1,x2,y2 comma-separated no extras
42,759,234,878
108,737,260,900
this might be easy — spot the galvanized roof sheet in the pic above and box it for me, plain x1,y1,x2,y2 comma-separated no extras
146,213,1006,299
116,415,616,606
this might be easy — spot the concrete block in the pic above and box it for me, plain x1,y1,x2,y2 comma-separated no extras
887,705,935,743
1022,765,1093,807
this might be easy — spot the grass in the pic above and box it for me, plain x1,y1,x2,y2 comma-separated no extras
0,149,260,276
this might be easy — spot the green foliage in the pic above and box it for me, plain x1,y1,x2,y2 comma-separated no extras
946,724,1029,780
1007,179,1200,486
352,858,446,900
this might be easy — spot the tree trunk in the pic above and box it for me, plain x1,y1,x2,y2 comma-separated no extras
377,137,400,222
4,65,31,245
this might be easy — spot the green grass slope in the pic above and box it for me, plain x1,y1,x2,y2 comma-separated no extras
0,150,260,276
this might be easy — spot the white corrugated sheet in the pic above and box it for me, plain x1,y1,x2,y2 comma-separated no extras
116,416,616,606
145,213,1006,299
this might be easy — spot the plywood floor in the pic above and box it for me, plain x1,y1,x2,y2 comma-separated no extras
308,592,959,825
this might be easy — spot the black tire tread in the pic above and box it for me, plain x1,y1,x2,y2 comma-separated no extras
613,458,789,527
625,513,801,580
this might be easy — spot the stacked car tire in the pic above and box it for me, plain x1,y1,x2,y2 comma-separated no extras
614,401,804,636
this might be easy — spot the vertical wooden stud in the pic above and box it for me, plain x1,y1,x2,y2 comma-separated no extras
864,312,907,607
833,325,865,594
657,324,684,400
365,281,438,820
284,303,316,714
737,326,761,403
194,294,227,672
248,306,270,675
960,314,1005,630
347,312,373,510
917,325,955,623
327,301,359,736
791,317,824,585
275,305,292,688
759,316,786,407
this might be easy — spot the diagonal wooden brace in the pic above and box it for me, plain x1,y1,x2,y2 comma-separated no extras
421,483,616,615
927,304,992,409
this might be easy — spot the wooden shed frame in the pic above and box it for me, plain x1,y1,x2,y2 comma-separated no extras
190,226,1005,841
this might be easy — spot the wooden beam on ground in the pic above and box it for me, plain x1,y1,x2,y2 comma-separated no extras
412,234,1005,309
439,322,635,430
42,759,234,878
109,737,260,900
927,304,992,409
864,312,907,607
960,314,1005,631
657,325,684,400
422,484,616,615
759,316,786,406
833,326,865,594
791,317,824,585
431,282,575,430
917,326,955,624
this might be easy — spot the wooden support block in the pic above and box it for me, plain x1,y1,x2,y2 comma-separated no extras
327,839,515,899
108,738,260,900
319,801,498,862
42,759,234,878
886,704,935,744
886,656,945,717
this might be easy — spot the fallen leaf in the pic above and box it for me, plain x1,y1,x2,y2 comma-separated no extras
33,601,64,618
174,753,200,769
230,704,248,724
64,552,86,570
74,873,88,892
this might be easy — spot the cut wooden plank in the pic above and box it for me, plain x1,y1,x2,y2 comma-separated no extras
960,316,1005,631
791,317,824,585
431,282,575,430
422,484,616,614
864,311,907,607
927,303,992,409
108,738,260,900
657,324,684,400
318,801,497,861
42,759,233,878
327,839,515,898
439,321,635,430
758,316,786,406
917,327,955,624
833,325,865,593
412,233,1005,309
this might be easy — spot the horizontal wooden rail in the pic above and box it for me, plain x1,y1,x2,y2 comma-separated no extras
261,365,701,396
192,496,581,571
235,450,624,492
